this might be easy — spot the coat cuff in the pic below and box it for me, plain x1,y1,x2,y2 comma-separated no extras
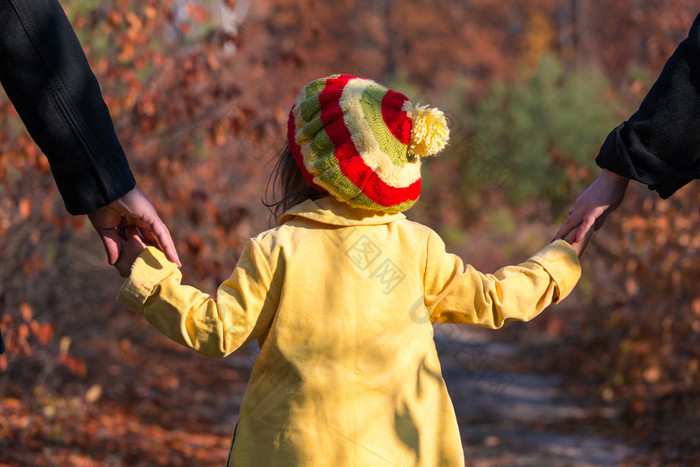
528,239,581,303
118,246,177,313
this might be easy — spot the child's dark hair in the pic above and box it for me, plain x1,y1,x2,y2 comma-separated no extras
264,144,324,219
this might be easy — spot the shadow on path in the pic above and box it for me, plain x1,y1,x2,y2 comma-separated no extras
435,325,639,467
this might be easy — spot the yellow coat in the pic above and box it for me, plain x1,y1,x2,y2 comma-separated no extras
118,197,581,466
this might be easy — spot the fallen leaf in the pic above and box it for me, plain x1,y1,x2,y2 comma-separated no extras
19,302,32,322
85,384,103,403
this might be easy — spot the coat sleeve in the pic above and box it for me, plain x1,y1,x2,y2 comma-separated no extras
595,11,700,199
0,0,134,214
118,241,279,358
424,234,581,328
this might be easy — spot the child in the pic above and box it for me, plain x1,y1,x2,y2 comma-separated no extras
116,74,588,466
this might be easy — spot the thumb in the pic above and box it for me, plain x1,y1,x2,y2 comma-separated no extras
96,228,123,265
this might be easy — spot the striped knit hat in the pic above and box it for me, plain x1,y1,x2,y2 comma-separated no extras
287,74,449,213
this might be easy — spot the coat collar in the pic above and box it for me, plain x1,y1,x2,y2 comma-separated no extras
278,197,406,227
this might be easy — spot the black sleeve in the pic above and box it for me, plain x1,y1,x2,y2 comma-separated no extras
0,0,135,215
595,11,700,199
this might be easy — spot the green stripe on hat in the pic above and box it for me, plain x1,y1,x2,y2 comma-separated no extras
297,112,326,145
359,85,410,168
306,125,338,177
300,76,330,101
298,79,326,123
347,188,416,213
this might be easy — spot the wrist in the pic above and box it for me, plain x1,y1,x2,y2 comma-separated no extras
600,169,630,187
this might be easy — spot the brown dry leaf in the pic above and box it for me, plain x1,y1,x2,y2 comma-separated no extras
624,277,639,296
85,384,103,403
215,124,226,146
118,43,135,63
60,354,87,377
644,366,662,384
126,12,142,31
144,5,157,20
186,3,209,23
18,198,31,219
141,96,156,116
19,302,32,322
59,336,71,354
18,323,29,341
622,215,647,230
29,319,40,336
206,52,220,70
692,298,700,317
36,323,54,346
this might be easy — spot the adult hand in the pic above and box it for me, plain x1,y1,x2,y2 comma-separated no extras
554,169,630,243
87,187,181,267
561,220,595,257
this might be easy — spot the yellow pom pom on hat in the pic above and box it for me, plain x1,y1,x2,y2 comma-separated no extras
287,74,449,213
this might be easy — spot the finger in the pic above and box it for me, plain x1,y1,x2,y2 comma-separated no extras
123,226,147,248
113,252,130,277
575,213,596,243
116,260,131,277
554,211,582,240
116,224,128,240
576,220,596,258
96,228,123,265
129,228,149,248
593,210,611,231
127,214,164,248
138,226,161,249
149,220,181,267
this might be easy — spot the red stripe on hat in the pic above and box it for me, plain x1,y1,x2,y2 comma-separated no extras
381,89,411,144
319,76,421,206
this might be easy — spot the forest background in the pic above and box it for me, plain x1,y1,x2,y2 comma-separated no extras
1,0,699,465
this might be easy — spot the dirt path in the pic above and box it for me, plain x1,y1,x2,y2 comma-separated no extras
434,325,639,466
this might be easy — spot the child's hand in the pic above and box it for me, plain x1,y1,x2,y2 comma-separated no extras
562,223,594,257
114,227,148,277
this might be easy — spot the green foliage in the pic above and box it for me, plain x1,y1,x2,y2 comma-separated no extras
485,206,516,235
465,56,619,203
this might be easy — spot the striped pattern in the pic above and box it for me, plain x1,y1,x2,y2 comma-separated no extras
287,74,422,213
